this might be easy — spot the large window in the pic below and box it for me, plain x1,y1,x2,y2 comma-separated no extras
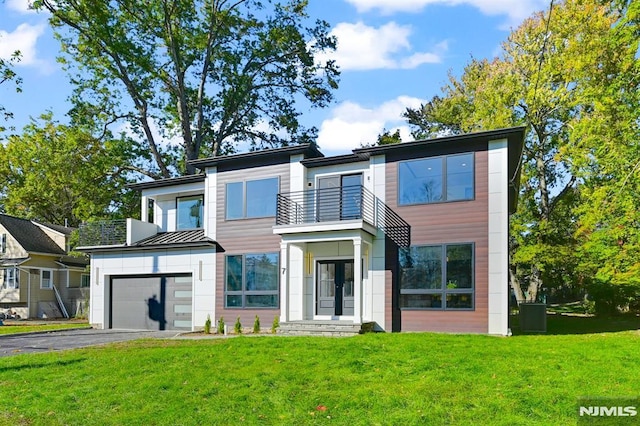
177,195,204,230
398,153,474,205
41,269,53,289
226,177,279,219
225,253,279,308
399,244,474,310
3,267,18,289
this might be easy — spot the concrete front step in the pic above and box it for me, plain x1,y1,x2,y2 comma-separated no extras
277,321,376,336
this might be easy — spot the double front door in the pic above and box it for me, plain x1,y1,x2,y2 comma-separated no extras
317,260,354,316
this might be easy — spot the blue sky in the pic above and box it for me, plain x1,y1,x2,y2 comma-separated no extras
0,0,548,156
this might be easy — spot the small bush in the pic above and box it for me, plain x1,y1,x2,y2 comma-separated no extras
234,317,242,334
271,316,280,334
253,315,261,333
217,317,225,334
204,314,211,334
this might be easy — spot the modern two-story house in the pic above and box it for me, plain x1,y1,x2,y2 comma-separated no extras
79,127,524,334
0,214,90,319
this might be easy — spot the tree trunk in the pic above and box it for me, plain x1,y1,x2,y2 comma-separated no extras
509,265,526,303
527,266,543,302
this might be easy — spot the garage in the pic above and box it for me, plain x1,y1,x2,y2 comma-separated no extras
110,274,193,331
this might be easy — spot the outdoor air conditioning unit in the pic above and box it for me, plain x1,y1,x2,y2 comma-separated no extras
519,302,547,333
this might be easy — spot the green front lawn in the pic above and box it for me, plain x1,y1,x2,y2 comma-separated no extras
0,321,90,335
1,316,638,425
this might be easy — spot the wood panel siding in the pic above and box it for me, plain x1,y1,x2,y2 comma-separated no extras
385,150,490,333
215,163,289,324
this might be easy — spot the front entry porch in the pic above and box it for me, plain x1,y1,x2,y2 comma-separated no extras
277,230,380,329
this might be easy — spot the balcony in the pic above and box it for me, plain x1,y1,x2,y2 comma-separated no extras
275,185,410,248
78,219,158,247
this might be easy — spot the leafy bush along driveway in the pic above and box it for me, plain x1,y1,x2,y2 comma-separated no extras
0,329,638,425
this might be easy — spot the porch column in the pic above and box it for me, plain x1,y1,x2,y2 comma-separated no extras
353,237,363,324
280,242,289,323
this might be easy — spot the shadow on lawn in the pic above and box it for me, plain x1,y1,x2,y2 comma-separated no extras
510,313,640,336
0,358,86,373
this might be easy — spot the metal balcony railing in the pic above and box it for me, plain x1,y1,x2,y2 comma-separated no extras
276,185,411,248
78,220,127,246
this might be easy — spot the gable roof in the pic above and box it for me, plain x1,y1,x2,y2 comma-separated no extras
0,214,66,255
33,221,76,236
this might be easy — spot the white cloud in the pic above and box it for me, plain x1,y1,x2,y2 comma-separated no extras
345,0,547,28
316,95,425,153
0,23,46,66
5,0,37,14
317,21,446,71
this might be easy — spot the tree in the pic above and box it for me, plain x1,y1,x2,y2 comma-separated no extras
405,0,637,303
570,0,640,312
34,0,339,177
0,114,138,226
0,42,21,133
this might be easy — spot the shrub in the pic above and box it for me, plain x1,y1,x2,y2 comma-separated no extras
271,316,280,334
234,317,242,334
253,315,261,334
217,317,225,334
204,314,211,334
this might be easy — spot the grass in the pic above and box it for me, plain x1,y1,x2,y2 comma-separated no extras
0,315,638,425
0,321,90,335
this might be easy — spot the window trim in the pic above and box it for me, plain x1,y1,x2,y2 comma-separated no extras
41,268,53,290
176,194,204,230
397,152,475,206
399,243,475,311
224,253,280,309
225,176,280,220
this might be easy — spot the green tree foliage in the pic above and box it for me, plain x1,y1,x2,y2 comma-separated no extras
0,42,21,133
34,0,339,177
570,0,640,310
404,0,639,305
0,114,138,226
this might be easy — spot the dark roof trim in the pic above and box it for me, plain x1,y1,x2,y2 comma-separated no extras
301,153,369,168
128,174,206,191
189,143,324,170
353,126,526,155
78,241,221,253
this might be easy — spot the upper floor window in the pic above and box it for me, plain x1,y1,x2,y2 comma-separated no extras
177,195,204,230
226,177,279,220
399,243,474,310
1,234,6,254
398,153,474,205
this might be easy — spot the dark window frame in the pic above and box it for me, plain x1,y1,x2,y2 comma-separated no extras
399,243,475,310
225,177,280,220
224,252,280,309
397,152,475,206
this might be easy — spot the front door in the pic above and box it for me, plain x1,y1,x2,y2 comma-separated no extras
317,261,354,316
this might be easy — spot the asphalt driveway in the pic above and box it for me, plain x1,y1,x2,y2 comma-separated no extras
0,328,181,357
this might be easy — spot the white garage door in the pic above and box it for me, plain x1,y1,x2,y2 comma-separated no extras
110,275,192,330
